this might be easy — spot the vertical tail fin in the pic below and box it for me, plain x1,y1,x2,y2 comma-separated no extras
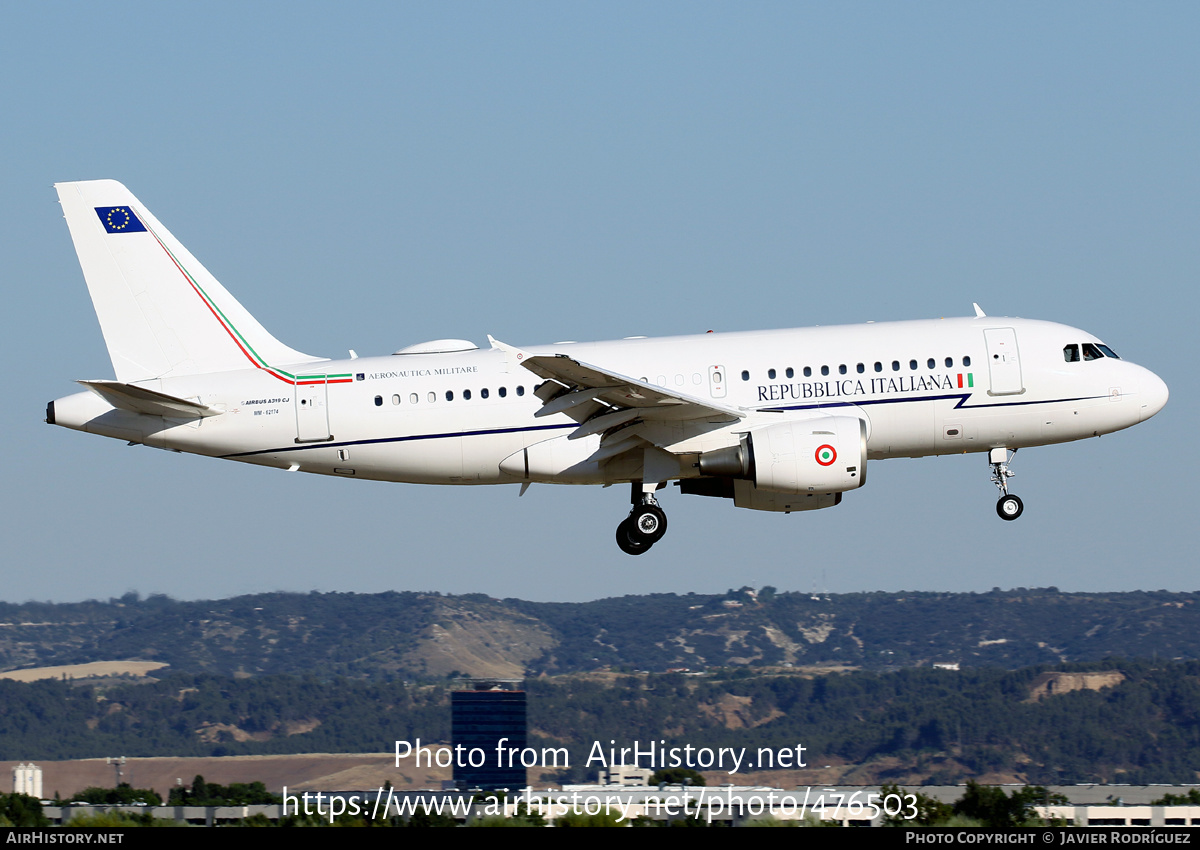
56,180,321,383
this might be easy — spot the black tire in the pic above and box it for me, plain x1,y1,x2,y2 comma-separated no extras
616,518,652,555
996,494,1024,521
631,504,668,544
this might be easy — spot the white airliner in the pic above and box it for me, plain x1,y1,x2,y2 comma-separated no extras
48,180,1168,554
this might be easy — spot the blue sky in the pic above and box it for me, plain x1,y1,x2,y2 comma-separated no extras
2,2,1195,603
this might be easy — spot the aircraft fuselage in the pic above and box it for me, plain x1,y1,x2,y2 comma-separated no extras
51,316,1166,486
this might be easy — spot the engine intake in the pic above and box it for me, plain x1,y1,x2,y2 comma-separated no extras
698,416,867,494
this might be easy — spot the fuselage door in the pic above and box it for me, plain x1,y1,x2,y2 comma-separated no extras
983,328,1024,396
708,365,727,399
295,376,332,443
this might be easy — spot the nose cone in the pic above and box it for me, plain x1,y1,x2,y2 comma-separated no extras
1139,370,1169,422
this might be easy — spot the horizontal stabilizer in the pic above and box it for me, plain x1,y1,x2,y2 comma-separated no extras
79,380,223,419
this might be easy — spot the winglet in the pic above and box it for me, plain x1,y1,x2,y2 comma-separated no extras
487,335,535,364
973,303,987,318
487,335,519,353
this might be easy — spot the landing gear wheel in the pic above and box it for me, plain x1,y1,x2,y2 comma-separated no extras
631,504,668,544
996,494,1024,521
616,518,651,555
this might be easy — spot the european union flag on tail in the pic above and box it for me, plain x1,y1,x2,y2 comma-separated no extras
95,206,147,233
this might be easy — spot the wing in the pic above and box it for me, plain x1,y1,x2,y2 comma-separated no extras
490,337,743,463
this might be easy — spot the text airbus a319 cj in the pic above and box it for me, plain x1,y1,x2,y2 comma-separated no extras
47,181,1168,554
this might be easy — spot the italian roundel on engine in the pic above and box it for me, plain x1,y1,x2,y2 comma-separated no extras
749,415,867,494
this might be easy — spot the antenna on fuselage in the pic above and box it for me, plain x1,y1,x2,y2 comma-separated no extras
973,303,987,318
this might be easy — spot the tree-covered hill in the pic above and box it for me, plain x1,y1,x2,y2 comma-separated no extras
2,587,1200,679
2,660,1199,785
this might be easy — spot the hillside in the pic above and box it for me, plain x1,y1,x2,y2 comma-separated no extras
1,661,1199,785
2,588,1199,679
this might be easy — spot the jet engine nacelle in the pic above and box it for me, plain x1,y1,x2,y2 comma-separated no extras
698,415,867,494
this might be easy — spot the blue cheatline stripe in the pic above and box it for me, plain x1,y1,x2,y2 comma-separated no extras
759,393,1106,414
224,393,1109,459
220,422,577,459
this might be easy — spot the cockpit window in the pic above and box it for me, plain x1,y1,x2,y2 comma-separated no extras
1096,344,1120,359
1082,343,1103,361
1063,344,1079,362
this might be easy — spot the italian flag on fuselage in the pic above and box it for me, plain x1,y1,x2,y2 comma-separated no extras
957,373,974,389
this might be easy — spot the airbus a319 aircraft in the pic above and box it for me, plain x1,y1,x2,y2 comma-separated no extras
48,181,1168,554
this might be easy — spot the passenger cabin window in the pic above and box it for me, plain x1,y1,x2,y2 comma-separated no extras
785,367,794,378
838,364,847,375
892,361,900,372
909,359,918,370
374,395,383,407
821,365,829,376
410,393,419,404
945,357,953,368
463,389,472,400
803,367,812,377
741,370,750,381
516,386,525,396
874,362,882,372
1064,344,1080,362
445,390,454,401
856,363,865,374
768,368,776,380
927,358,935,369
963,355,971,367
481,388,489,399
392,394,401,405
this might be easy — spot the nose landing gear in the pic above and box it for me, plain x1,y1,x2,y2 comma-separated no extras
990,448,1024,521
615,483,669,555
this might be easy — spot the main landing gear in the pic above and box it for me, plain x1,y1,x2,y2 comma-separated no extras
616,483,669,555
989,447,1024,521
